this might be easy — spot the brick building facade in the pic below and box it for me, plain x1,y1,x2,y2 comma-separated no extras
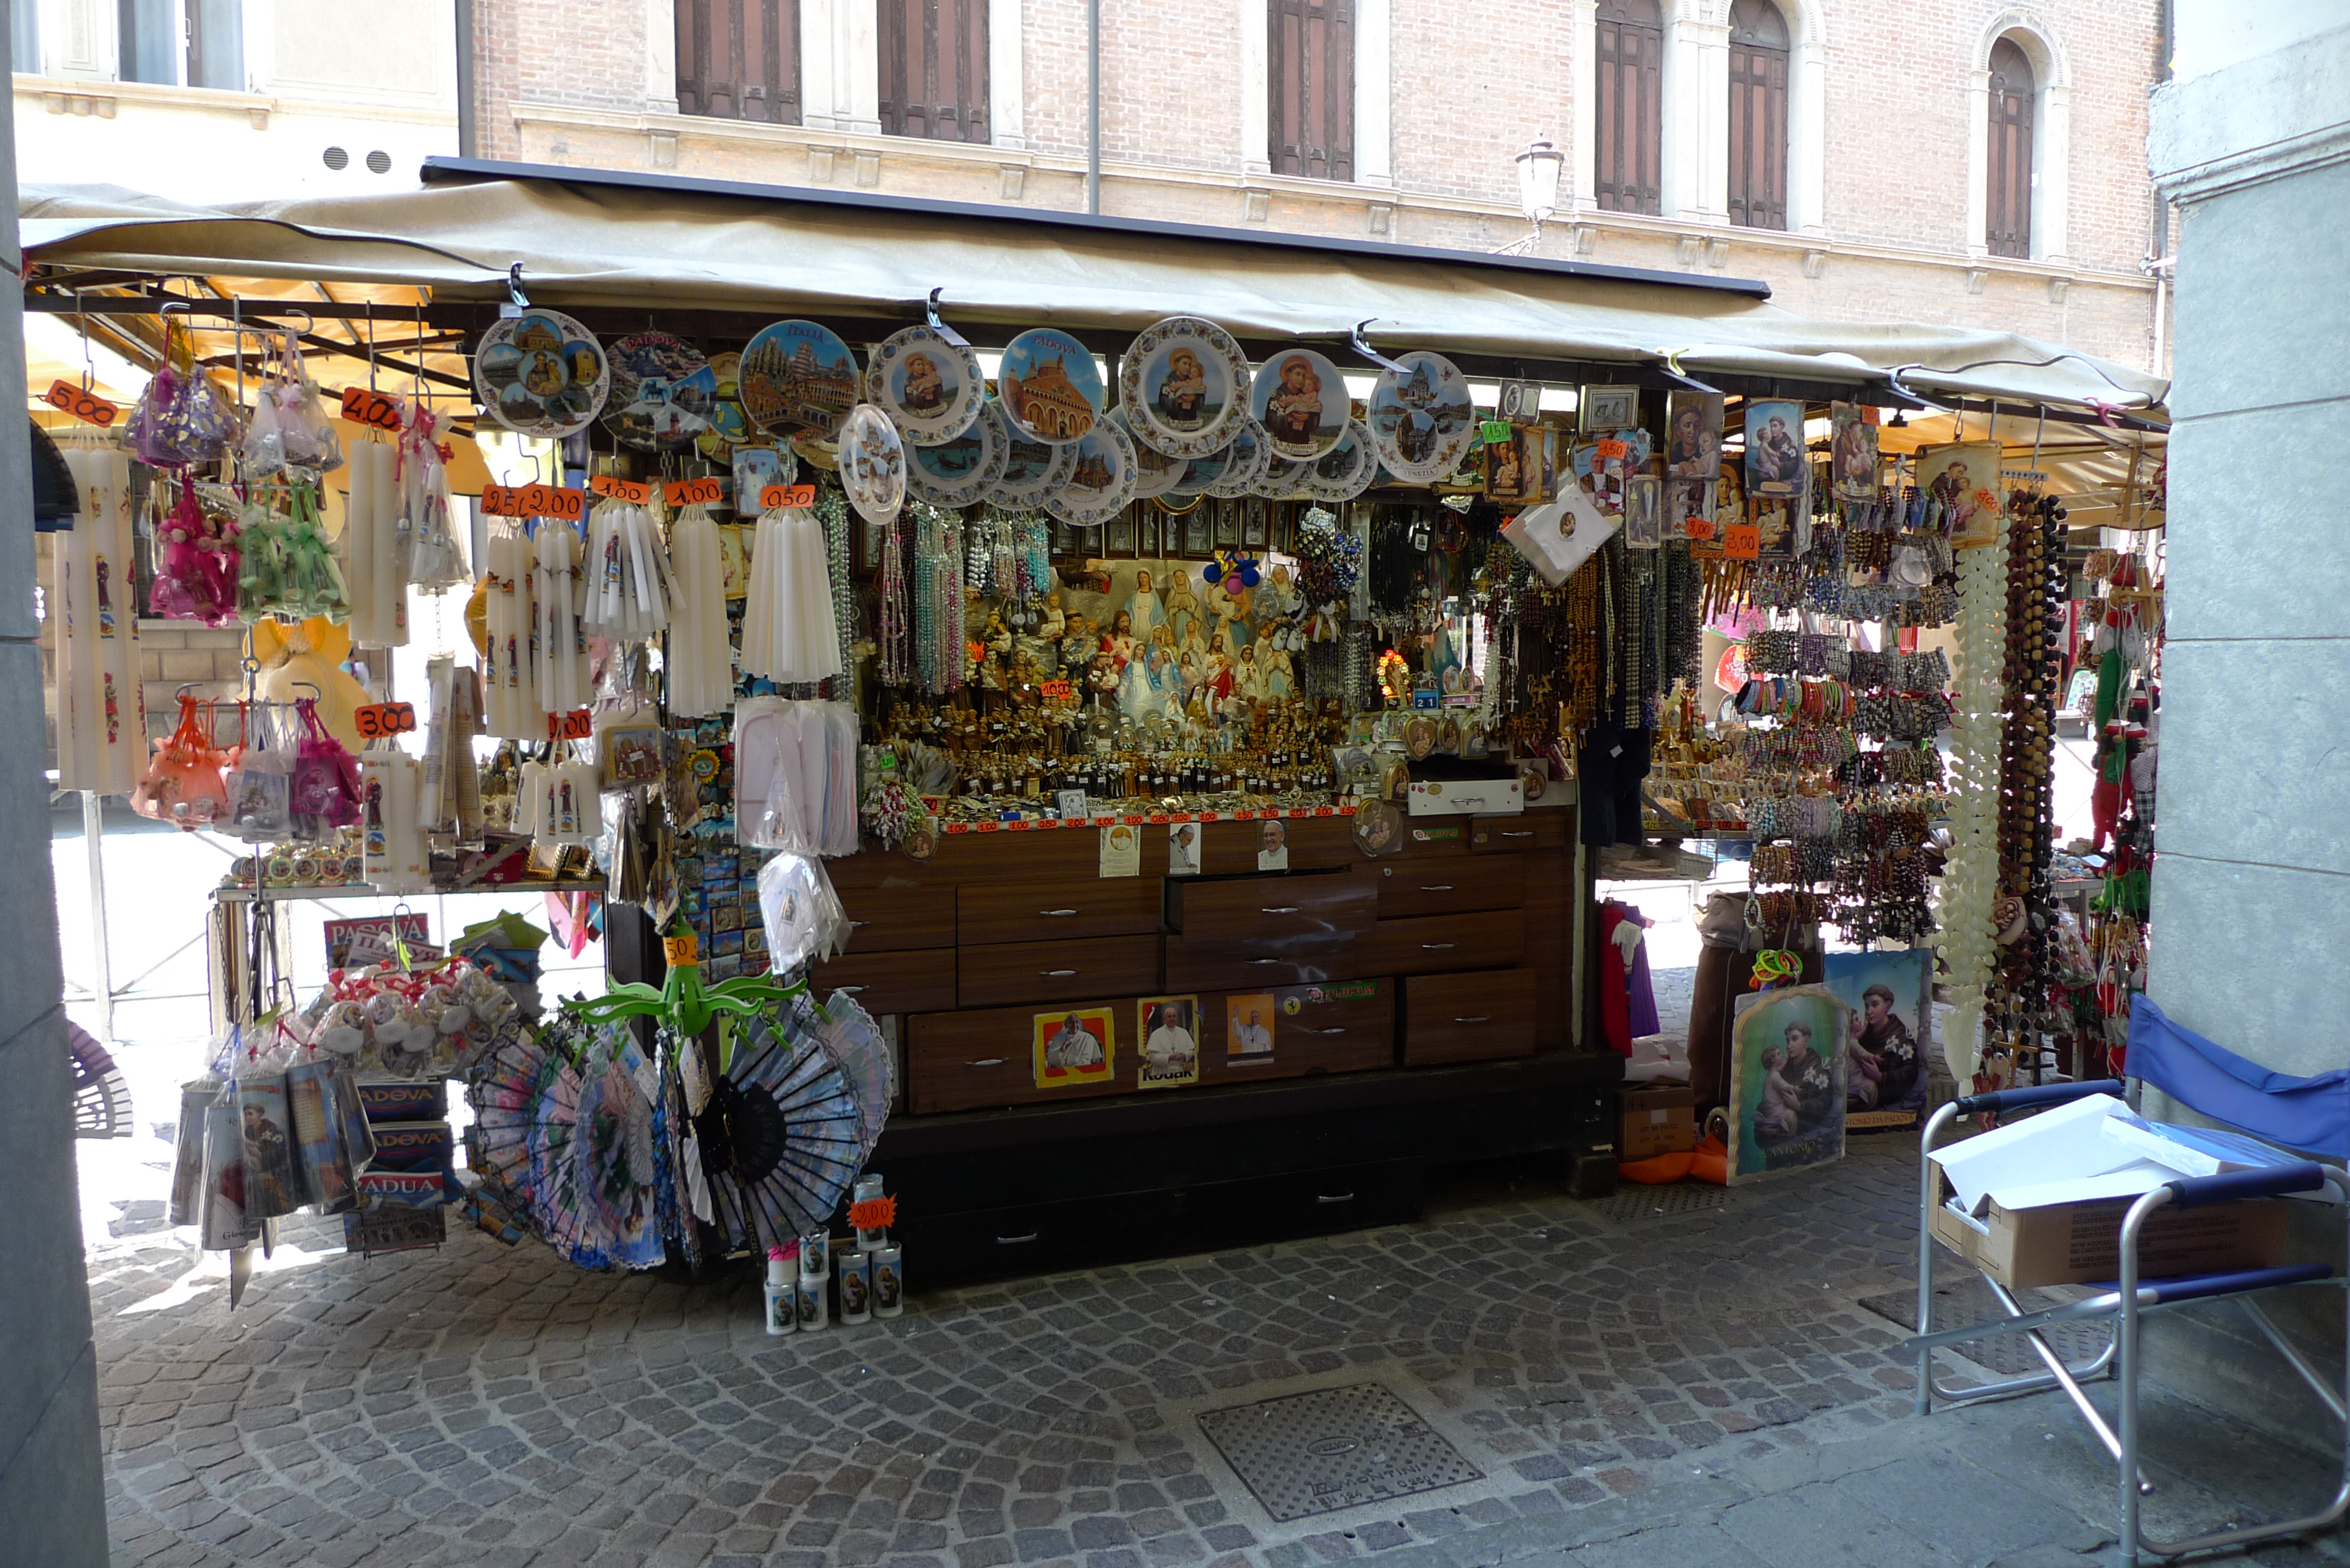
473,0,2167,371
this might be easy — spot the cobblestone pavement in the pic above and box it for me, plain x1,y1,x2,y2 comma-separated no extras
87,1136,2349,1568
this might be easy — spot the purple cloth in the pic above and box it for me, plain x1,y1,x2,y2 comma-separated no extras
1612,902,1662,1038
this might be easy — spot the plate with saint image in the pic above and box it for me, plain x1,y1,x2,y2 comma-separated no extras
1118,315,1253,459
989,399,1080,507
1249,347,1350,462
905,398,1009,508
864,323,986,445
1046,416,1139,527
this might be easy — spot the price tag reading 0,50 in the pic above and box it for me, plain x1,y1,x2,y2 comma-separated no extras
759,483,818,510
353,702,418,739
481,483,587,521
546,709,594,740
44,380,119,427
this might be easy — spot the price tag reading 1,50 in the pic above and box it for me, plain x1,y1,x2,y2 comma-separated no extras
665,476,724,508
44,380,119,427
353,701,418,739
588,474,652,504
759,483,818,510
546,709,594,740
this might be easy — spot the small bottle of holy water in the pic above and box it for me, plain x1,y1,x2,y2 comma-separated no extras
872,1245,904,1318
763,1248,795,1336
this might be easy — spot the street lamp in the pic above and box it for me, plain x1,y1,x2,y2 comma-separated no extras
1496,134,1565,254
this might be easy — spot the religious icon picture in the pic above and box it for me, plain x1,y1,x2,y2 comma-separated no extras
1823,949,1934,1131
1580,385,1637,432
1743,399,1808,498
1919,441,2003,548
1214,500,1241,547
1225,992,1277,1061
1182,511,1213,557
1623,474,1662,548
1105,515,1136,556
1034,1007,1115,1090
1726,985,1850,1183
1243,499,1268,548
1136,996,1201,1090
1167,819,1201,875
1256,815,1290,870
1497,378,1543,424
1829,402,1880,503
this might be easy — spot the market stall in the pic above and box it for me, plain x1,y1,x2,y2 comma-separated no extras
25,157,2168,1293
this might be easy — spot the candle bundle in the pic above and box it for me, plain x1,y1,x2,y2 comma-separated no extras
665,503,733,717
361,752,432,894
742,505,843,685
420,654,485,841
516,755,601,848
533,521,590,721
480,526,548,740
344,439,408,649
581,499,675,642
54,442,143,793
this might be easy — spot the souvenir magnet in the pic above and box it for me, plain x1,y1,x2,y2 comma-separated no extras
472,307,609,439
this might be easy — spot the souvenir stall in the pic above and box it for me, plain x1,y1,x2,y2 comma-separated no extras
23,159,2168,1289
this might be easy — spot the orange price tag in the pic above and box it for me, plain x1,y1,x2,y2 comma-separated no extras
1038,679,1074,700
848,1195,897,1231
545,708,594,740
353,701,418,740
1723,523,1762,560
664,476,725,508
483,483,586,521
1682,516,1718,543
44,379,119,427
339,386,406,432
1596,439,1629,460
760,483,817,510
662,932,700,967
589,474,652,504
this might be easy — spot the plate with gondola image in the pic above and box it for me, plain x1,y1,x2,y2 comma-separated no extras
864,323,987,445
906,398,1009,508
474,308,609,439
1202,419,1270,499
1118,315,1252,459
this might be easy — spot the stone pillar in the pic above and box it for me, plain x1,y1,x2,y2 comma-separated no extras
0,0,109,1551
2145,11,2350,1092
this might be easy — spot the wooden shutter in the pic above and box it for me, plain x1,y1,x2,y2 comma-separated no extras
676,0,802,126
1726,1,1789,230
1270,0,1356,181
1986,37,2034,258
1594,0,1663,215
879,0,991,143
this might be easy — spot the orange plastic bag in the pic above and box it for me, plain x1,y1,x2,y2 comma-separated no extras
131,694,230,829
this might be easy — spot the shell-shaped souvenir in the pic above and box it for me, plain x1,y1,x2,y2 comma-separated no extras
990,400,1080,506
864,324,986,445
998,327,1104,446
1202,420,1270,500
1045,417,1138,527
603,331,719,452
741,319,861,440
1367,350,1477,485
839,404,907,524
906,398,1009,508
473,307,610,439
1111,406,1184,500
1117,315,1252,459
1301,418,1379,502
1250,347,1350,462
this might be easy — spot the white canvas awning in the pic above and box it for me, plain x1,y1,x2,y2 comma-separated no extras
21,158,2169,421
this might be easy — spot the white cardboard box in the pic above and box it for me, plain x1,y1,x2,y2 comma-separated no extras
1406,778,1524,817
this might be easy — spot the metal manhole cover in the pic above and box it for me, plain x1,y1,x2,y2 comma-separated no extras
1595,1185,1733,1223
1197,1382,1484,1523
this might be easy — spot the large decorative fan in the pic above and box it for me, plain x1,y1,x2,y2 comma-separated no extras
573,1026,664,1271
700,994,872,1253
466,1019,563,1222
814,996,894,1149
66,1021,133,1140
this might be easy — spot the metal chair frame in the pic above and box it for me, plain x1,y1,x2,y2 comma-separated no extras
1911,1078,2350,1566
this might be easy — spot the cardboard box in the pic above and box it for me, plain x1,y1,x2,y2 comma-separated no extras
1928,1168,2291,1289
1617,1083,1696,1162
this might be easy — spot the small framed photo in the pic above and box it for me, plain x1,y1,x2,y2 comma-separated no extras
1105,514,1136,556
1182,511,1212,557
1051,520,1078,558
1580,384,1638,432
1136,513,1161,558
1243,498,1268,548
1214,499,1240,547
1497,378,1543,425
1625,474,1662,548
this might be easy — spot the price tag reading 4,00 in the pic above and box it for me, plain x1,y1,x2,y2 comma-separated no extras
340,386,406,432
759,483,818,510
353,702,418,739
546,709,594,740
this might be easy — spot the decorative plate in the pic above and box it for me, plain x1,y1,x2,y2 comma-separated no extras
1113,407,1186,500
473,307,609,439
697,351,749,459
603,331,719,452
1260,457,1316,501
906,399,1009,508
1163,439,1226,500
1118,315,1252,459
1249,347,1351,462
998,327,1105,446
864,324,986,446
1045,417,1138,527
741,319,861,440
1352,798,1402,857
838,404,907,524
1202,420,1270,499
989,399,1080,506
1367,350,1477,485
1302,418,1378,502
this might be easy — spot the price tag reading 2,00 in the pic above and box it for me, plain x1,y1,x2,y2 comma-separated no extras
481,483,587,521
546,709,594,740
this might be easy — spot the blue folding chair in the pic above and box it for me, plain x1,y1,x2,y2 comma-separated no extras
1911,997,2349,1566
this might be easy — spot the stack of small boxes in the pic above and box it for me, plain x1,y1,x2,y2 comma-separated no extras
347,1080,455,1255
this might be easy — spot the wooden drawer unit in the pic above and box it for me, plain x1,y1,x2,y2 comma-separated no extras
1403,968,1538,1065
810,945,956,1017
833,878,959,952
1166,872,1379,991
1471,812,1569,854
1370,854,1525,919
955,934,1160,1009
1199,979,1395,1084
957,877,1163,945
907,999,1136,1113
1194,813,1359,874
1374,908,1527,976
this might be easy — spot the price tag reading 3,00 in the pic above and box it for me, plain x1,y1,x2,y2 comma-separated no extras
353,702,418,739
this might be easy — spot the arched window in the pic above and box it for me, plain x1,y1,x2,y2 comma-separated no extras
1985,36,2035,257
1726,0,1788,230
1594,0,1663,215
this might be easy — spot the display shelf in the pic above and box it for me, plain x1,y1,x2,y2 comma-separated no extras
215,879,606,904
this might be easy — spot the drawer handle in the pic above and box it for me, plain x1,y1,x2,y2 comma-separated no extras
1420,943,1456,951
1296,1025,1347,1036
849,919,869,928
1499,830,1534,839
1041,968,1080,978
1250,958,1285,966
996,1232,1039,1246
1316,1192,1355,1205
1260,905,1301,915
965,1057,1007,1067
1039,908,1080,917
1418,884,1454,892
833,984,866,995
1452,1014,1491,1024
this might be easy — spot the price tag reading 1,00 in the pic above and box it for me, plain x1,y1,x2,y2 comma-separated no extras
546,709,594,741
589,474,652,504
353,702,418,739
664,476,724,508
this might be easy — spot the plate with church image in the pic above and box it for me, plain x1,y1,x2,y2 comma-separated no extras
999,327,1105,446
741,319,861,441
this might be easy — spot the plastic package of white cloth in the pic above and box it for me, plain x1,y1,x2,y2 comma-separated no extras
757,851,851,972
735,697,862,855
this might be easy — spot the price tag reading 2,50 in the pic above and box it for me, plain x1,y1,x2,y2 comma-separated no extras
481,483,587,521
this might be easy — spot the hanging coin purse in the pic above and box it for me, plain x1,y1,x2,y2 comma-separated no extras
220,702,294,841
288,698,365,832
149,481,243,627
131,694,231,829
126,322,243,467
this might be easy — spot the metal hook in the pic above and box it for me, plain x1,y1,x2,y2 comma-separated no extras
1652,349,1721,395
924,287,972,348
1882,365,1953,415
1347,320,1412,375
506,263,530,314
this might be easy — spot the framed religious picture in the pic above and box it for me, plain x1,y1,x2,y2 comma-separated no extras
1136,996,1201,1090
1135,512,1160,558
1182,510,1213,557
1243,498,1268,547
1726,985,1851,1183
1496,378,1542,425
1105,513,1136,556
1743,399,1808,498
1214,498,1241,547
1624,474,1662,548
1823,950,1934,1132
1225,993,1277,1062
1580,384,1637,432
1051,519,1079,559
1919,442,2003,548
1034,1007,1115,1090
1828,401,1880,503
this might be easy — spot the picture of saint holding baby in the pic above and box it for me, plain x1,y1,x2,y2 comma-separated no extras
1728,986,1850,1182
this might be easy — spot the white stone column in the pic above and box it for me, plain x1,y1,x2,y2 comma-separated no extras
1354,0,1391,185
2036,81,2070,263
1788,30,1824,233
987,0,1023,149
1682,16,1726,222
1567,0,1596,210
843,0,879,134
645,0,679,114
800,0,838,127
1962,67,1990,259
1240,0,1269,174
